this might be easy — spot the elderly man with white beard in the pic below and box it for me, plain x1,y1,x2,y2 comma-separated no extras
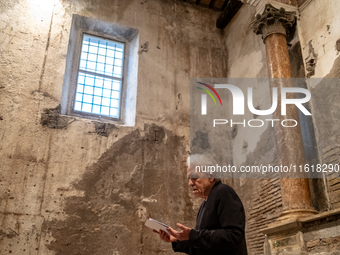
154,154,248,255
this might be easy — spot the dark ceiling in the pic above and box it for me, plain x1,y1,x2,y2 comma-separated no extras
183,0,244,29
183,0,229,11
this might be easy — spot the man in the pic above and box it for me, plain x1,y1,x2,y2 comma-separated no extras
155,155,248,254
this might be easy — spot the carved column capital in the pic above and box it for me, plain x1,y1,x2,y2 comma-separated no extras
253,4,296,42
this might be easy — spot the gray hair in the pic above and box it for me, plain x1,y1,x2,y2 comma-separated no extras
187,154,221,182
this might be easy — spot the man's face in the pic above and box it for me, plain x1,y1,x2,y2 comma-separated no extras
187,166,215,199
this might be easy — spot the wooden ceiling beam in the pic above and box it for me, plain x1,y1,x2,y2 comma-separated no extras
216,0,243,29
221,0,229,11
209,0,217,8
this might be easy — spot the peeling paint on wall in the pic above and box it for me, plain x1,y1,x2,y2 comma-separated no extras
92,122,117,137
41,105,75,129
305,40,317,78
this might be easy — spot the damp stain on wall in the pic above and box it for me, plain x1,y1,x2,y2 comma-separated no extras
42,126,193,255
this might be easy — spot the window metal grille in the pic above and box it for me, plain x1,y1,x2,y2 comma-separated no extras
74,34,124,118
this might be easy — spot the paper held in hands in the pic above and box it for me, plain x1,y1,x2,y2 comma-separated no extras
145,218,170,233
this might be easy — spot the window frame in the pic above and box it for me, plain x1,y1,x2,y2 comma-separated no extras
71,32,129,122
61,14,139,126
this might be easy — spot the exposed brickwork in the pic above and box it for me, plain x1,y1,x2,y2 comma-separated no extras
302,214,340,229
246,175,282,254
306,235,340,253
323,145,340,209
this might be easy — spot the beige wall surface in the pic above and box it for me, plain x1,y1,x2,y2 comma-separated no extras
0,0,227,254
299,0,340,79
1,0,340,254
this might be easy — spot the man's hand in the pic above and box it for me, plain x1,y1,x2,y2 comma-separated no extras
153,229,177,243
167,223,192,241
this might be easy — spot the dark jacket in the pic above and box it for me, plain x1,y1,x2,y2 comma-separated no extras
172,181,248,255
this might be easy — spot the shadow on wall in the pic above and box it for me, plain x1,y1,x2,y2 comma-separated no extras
42,125,193,255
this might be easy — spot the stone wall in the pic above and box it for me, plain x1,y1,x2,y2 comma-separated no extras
0,0,227,254
1,0,340,254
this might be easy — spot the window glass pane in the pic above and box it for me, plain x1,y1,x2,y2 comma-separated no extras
94,87,103,96
97,63,105,74
103,89,111,97
88,53,97,62
97,55,105,63
107,43,123,51
77,85,84,93
103,79,111,89
115,52,123,59
82,44,88,52
102,97,110,106
74,102,82,111
110,108,119,117
111,91,120,99
89,40,97,46
111,99,119,108
82,103,92,112
101,106,109,115
95,78,103,88
107,49,115,57
105,65,113,76
81,52,87,60
79,35,124,76
114,59,122,66
93,96,101,105
75,34,124,118
76,93,83,101
83,94,93,104
78,73,85,84
106,57,114,65
92,105,101,114
74,72,121,118
112,81,120,91
79,60,86,70
85,76,94,86
87,61,96,71
98,47,106,56
84,86,94,94
89,45,97,54
113,67,122,78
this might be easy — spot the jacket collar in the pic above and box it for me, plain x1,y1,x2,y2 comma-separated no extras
206,180,221,201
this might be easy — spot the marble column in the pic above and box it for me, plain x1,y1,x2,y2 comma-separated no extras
253,4,317,219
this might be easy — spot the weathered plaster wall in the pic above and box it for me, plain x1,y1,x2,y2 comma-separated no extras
299,0,340,79
224,5,267,78
0,0,227,254
2,0,339,254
